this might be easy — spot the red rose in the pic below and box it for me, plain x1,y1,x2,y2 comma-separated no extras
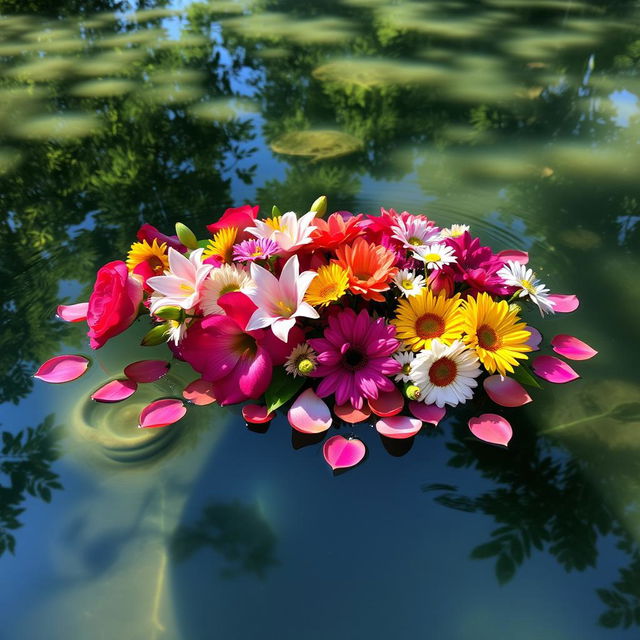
206,205,259,242
87,261,143,349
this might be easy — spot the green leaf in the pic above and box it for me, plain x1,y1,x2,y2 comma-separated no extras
470,540,503,559
511,363,542,389
197,239,211,249
264,367,305,413
495,553,516,585
609,402,640,422
599,610,623,629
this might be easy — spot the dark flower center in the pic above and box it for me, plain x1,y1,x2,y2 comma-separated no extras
428,357,457,387
416,313,444,339
477,323,500,351
342,347,367,371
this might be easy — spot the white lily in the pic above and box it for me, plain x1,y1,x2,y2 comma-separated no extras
246,210,317,253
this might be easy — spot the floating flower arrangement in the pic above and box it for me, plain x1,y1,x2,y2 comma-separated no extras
38,199,597,470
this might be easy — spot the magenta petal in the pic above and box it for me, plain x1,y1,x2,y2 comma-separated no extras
497,249,528,265
408,401,446,425
182,379,216,405
287,388,332,433
91,378,137,402
56,302,89,322
139,398,187,429
322,435,366,470
242,404,275,424
368,387,404,417
34,355,90,383
468,413,513,447
548,294,579,313
484,375,532,407
123,360,170,383
376,415,422,439
532,355,580,383
551,334,598,361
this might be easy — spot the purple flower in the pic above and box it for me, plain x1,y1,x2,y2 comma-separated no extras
232,237,279,263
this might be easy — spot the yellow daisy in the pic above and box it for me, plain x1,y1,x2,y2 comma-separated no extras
126,239,169,275
391,289,465,352
203,226,238,264
460,292,532,376
304,264,349,307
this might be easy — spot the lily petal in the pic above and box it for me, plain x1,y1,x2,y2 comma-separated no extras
368,387,404,417
408,402,446,425
287,388,332,433
532,355,580,383
376,415,422,439
139,398,187,429
468,413,512,447
322,435,366,470
123,360,170,383
182,378,216,405
484,375,532,407
551,334,598,360
34,355,90,383
91,379,137,403
56,302,89,322
548,294,579,313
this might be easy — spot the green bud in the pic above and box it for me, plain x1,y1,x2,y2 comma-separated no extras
175,222,199,250
297,358,316,376
141,323,170,346
404,384,421,401
310,195,327,218
153,306,184,322
271,205,281,217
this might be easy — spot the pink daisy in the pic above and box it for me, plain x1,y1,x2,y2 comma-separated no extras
233,237,279,263
308,308,401,409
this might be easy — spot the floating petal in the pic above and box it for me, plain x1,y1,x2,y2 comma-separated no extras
548,294,579,313
34,355,90,383
368,387,404,417
334,401,371,424
532,355,580,383
525,326,542,351
138,398,187,429
242,404,275,424
182,378,216,405
287,388,332,433
408,401,446,425
124,360,170,383
56,302,89,322
468,414,512,447
484,375,532,407
551,334,598,361
375,415,422,439
322,435,366,470
497,249,528,265
91,378,137,402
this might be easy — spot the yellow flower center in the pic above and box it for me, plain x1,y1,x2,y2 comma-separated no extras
477,324,501,351
220,283,240,296
276,300,294,316
423,253,441,263
319,284,339,299
521,279,537,295
297,358,315,375
401,279,414,289
415,313,445,339
251,248,263,257
180,283,194,293
265,216,282,231
429,357,457,387
408,237,423,246
402,363,412,375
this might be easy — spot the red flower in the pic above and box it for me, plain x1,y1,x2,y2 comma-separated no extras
136,224,186,253
310,212,363,250
206,205,259,242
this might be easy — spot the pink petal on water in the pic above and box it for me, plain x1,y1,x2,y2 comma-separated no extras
91,378,137,402
242,404,275,424
368,387,404,417
468,414,513,447
139,398,186,429
123,360,170,383
323,435,366,470
408,401,446,425
484,375,532,407
287,388,332,433
548,294,579,313
334,401,371,424
375,415,422,439
34,355,90,383
497,249,529,265
532,355,580,383
182,378,216,405
525,326,543,351
551,334,598,361
56,302,89,322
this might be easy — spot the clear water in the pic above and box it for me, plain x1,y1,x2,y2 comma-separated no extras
1,0,639,638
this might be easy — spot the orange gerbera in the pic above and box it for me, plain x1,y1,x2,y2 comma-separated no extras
334,237,397,302
310,212,363,250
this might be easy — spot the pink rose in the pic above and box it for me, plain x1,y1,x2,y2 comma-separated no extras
87,261,143,349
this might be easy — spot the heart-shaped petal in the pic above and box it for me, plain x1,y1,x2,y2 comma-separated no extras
91,378,137,403
497,249,528,265
484,375,532,407
368,387,404,417
139,398,187,429
242,404,275,424
288,388,332,433
34,355,90,383
182,378,216,405
532,355,580,383
334,401,371,424
323,435,366,470
548,294,579,313
551,334,597,361
375,415,422,439
124,360,170,383
56,302,89,322
408,401,446,425
468,413,512,447
525,326,542,351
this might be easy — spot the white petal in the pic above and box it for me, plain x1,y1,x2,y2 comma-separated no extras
271,317,296,342
168,247,195,282
245,308,275,332
292,301,320,321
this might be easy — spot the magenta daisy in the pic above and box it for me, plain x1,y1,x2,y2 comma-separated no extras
233,237,279,263
308,308,401,409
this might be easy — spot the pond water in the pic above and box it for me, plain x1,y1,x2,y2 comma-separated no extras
1,0,639,638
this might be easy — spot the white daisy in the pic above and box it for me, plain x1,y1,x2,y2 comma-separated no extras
284,343,318,377
410,339,482,408
392,351,415,383
497,261,555,316
413,243,458,270
392,269,426,297
165,319,188,345
390,216,440,250
439,224,470,239
199,263,255,316
246,210,317,253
